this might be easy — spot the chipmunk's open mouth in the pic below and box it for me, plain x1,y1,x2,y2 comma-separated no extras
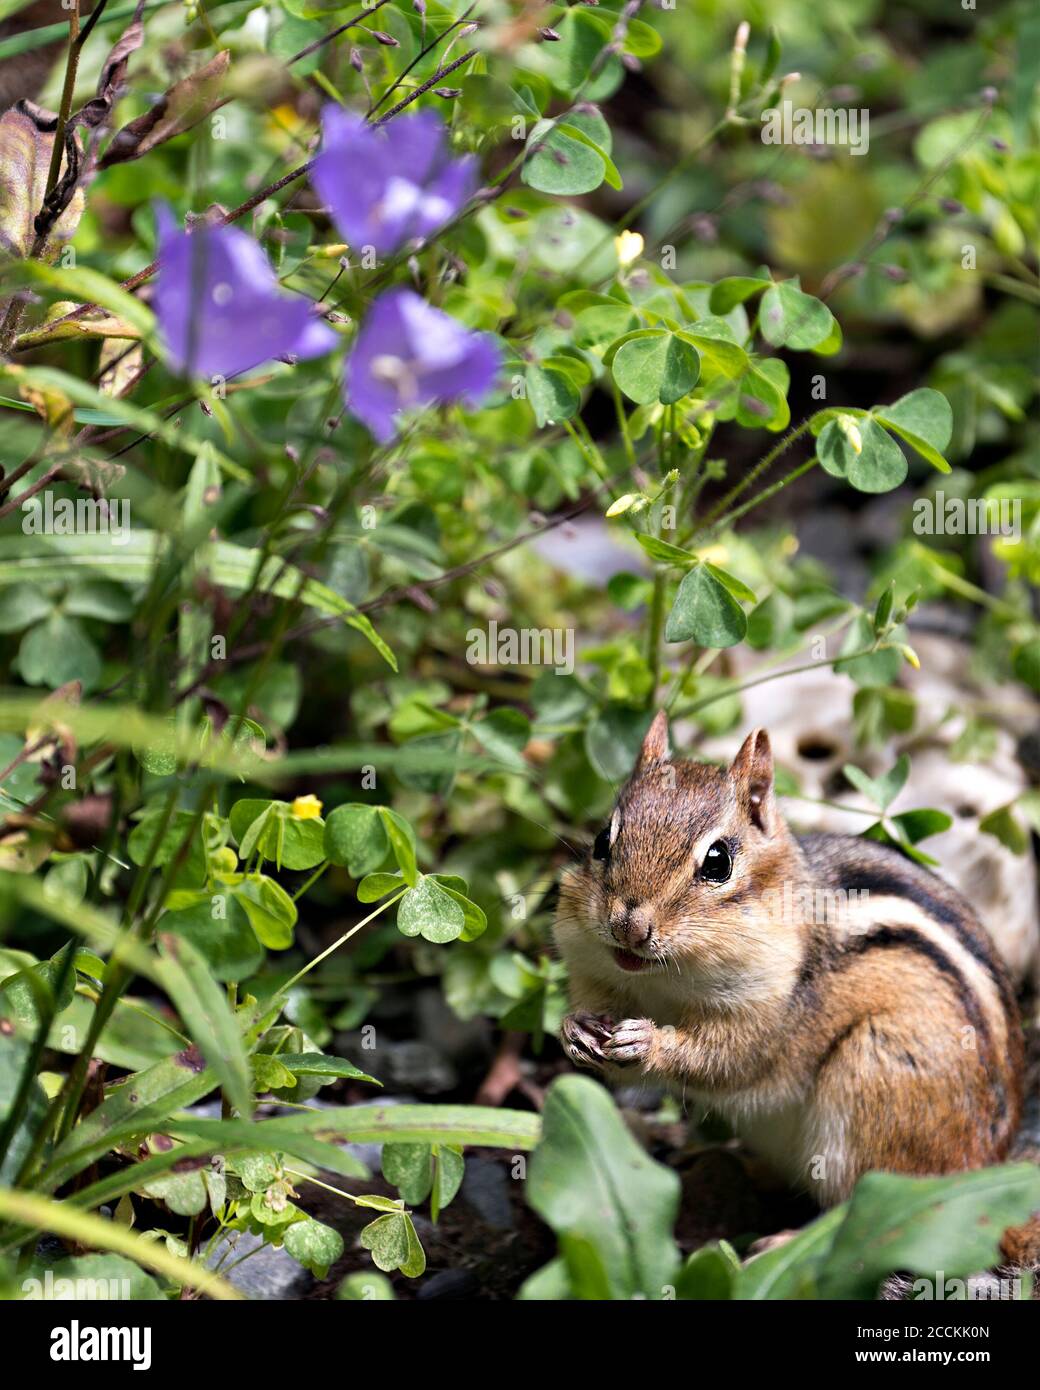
612,948,651,973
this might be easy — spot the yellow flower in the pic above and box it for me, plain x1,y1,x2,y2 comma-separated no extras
290,794,323,820
615,230,644,267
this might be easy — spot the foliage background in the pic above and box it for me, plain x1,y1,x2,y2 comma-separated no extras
0,0,1037,1300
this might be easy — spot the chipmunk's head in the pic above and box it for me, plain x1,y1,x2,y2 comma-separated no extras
559,712,803,992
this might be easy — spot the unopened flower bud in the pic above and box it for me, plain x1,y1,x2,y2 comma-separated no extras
371,30,399,46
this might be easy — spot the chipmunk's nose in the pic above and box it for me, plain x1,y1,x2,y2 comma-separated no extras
609,901,654,950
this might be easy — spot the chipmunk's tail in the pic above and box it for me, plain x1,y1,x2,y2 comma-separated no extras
1001,1024,1040,1277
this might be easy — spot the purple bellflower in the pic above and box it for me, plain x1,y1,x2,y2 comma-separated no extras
345,289,500,443
311,108,476,256
154,206,338,380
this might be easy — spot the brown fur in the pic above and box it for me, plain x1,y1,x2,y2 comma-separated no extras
555,716,1027,1218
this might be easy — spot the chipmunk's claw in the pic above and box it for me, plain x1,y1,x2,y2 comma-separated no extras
604,1017,654,1066
561,1012,613,1070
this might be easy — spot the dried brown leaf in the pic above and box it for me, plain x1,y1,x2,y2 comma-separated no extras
100,50,230,167
0,103,84,259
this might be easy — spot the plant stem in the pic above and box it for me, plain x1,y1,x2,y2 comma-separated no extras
672,643,882,719
699,418,813,532
279,892,406,994
706,457,818,535
291,861,329,903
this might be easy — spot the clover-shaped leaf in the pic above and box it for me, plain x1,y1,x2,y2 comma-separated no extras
665,564,747,648
817,416,908,493
324,803,389,878
396,875,466,943
611,331,699,405
843,754,910,811
283,1217,344,1278
526,363,581,426
759,279,837,351
230,799,325,870
359,1210,426,1278
874,389,953,474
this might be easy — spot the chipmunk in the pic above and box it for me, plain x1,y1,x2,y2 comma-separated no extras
555,712,1029,1217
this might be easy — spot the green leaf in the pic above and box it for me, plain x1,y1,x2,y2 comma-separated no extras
357,872,407,903
43,1049,218,1193
736,1206,847,1299
430,1145,464,1222
708,275,769,315
842,754,910,811
875,389,953,474
323,803,390,877
611,332,699,406
382,1142,433,1205
674,1241,739,1299
0,1025,48,1183
735,358,790,431
273,1053,380,1086
837,613,904,687
817,1166,1040,1299
527,1076,680,1300
127,807,207,889
0,941,75,1028
0,530,396,671
817,416,908,493
890,807,953,844
230,874,297,950
759,279,836,351
142,1165,209,1217
0,1192,239,1300
0,583,53,632
16,613,100,692
635,534,697,567
665,564,747,647
585,705,653,782
378,808,417,887
703,562,757,605
674,325,748,384
522,123,606,195
396,876,466,944
283,1216,344,1278
155,933,253,1119
555,118,621,189
1013,640,1040,693
978,804,1029,855
436,883,488,943
159,897,264,983
360,1210,426,1277
526,363,580,427
229,799,325,871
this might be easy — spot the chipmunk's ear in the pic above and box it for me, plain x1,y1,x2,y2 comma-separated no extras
731,728,778,835
635,709,670,773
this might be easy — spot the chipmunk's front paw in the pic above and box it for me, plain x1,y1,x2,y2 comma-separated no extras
561,1012,613,1071
604,1017,655,1067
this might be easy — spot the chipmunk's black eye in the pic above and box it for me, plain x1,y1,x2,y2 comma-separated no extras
701,840,732,883
592,827,611,862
